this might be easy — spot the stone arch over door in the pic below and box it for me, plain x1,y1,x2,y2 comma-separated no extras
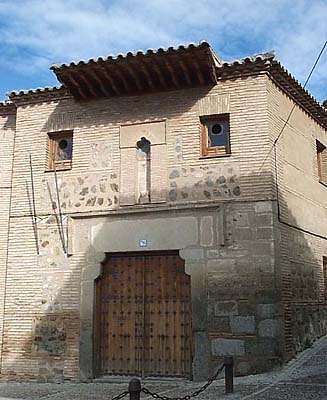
78,214,210,382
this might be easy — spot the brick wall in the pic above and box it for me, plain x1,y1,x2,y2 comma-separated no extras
9,75,272,219
267,78,327,357
0,107,16,373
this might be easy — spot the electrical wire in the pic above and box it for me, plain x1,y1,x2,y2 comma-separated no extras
259,40,327,172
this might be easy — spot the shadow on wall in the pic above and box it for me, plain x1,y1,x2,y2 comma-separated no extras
1,108,16,131
1,142,327,381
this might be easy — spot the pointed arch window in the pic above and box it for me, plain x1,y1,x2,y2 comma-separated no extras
136,137,151,203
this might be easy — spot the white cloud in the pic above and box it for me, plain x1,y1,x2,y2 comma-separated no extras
0,0,326,100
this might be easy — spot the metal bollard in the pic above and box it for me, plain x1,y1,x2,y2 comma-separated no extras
224,356,234,394
128,378,141,400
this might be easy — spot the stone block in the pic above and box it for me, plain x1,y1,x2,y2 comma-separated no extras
230,316,255,334
253,242,273,256
233,212,250,227
185,261,206,288
120,120,166,147
207,259,236,273
192,332,210,381
211,338,245,356
255,338,281,355
180,248,204,261
238,300,256,316
92,216,198,252
256,227,274,240
207,316,231,332
254,201,273,213
255,213,273,226
81,263,102,281
214,300,238,316
207,249,220,258
191,287,208,330
257,304,278,319
258,319,282,338
234,228,254,241
253,256,274,273
200,216,214,247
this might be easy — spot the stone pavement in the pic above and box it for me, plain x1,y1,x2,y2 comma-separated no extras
0,336,326,400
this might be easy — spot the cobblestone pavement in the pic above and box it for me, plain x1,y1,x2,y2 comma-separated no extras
0,336,326,400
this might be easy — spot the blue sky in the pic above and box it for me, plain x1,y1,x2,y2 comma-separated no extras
0,0,326,102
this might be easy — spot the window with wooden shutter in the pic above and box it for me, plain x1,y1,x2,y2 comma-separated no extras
48,131,73,170
200,114,230,157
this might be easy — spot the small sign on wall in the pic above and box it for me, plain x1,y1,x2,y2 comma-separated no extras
139,239,147,247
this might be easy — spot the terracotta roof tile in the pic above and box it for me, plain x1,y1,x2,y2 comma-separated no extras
51,41,212,70
220,51,275,67
7,85,65,98
0,100,16,114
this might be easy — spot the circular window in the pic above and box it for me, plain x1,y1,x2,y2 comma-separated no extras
58,139,68,149
211,123,223,135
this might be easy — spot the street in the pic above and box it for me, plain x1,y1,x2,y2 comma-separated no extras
0,336,326,400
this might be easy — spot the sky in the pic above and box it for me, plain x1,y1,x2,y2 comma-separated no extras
0,0,326,102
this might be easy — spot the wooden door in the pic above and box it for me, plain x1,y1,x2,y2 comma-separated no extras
95,252,192,377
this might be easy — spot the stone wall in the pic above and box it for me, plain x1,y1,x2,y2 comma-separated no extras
168,164,241,202
73,200,281,379
205,201,282,375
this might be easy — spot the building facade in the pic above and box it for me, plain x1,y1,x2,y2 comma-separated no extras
0,42,326,382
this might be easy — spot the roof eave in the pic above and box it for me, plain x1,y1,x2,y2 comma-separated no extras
7,86,70,104
51,41,219,100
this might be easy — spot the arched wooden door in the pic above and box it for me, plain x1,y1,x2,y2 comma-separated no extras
95,252,192,378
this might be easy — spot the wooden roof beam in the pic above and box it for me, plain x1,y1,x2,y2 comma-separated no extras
193,61,205,84
87,68,112,97
64,72,88,99
78,71,99,98
179,60,192,86
139,62,155,90
114,68,131,94
152,62,169,89
124,64,143,91
98,67,121,96
165,59,179,87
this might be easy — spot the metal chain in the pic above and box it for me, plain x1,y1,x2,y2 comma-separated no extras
111,391,129,400
141,363,225,400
